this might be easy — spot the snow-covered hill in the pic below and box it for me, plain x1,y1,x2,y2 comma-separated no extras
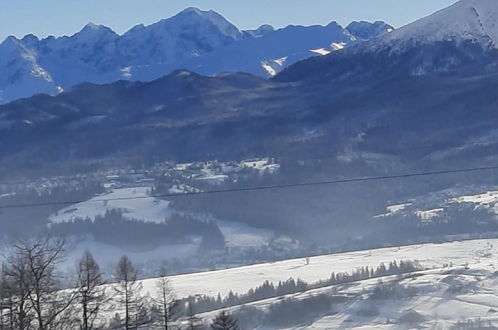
277,0,498,82
0,8,391,103
49,186,275,250
158,238,498,299
125,238,498,329
381,0,498,49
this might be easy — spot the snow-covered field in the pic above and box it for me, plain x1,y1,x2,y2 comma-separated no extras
151,239,498,299
300,267,498,329
151,238,498,329
49,187,171,224
49,186,274,252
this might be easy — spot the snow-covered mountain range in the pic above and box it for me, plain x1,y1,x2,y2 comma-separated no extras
0,7,391,104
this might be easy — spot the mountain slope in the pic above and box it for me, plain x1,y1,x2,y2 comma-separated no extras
383,0,498,48
0,36,58,102
0,70,302,169
2,66,498,175
276,0,498,82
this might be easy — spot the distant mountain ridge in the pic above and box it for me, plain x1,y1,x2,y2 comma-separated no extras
0,7,392,104
154,21,392,79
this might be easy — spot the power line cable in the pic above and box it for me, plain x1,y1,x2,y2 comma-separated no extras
1,164,498,210
0,143,476,187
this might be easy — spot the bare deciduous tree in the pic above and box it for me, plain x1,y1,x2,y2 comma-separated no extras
0,271,11,330
12,238,76,330
2,251,34,330
152,267,178,330
76,251,106,330
113,255,145,330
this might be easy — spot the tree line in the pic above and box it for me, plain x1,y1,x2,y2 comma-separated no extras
49,211,226,252
0,238,239,330
0,182,104,239
183,260,419,315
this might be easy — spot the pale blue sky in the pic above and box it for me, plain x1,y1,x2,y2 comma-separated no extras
0,0,459,42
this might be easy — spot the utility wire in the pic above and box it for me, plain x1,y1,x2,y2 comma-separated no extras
1,164,498,210
0,143,471,187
